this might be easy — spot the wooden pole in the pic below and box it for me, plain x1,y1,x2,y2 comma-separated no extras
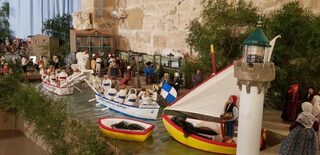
210,45,217,74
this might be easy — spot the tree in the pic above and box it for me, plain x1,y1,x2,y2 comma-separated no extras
42,14,72,44
42,14,72,57
185,0,259,75
0,2,12,42
265,2,320,108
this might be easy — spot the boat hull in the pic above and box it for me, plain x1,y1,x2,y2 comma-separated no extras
162,114,236,154
98,117,154,141
95,93,160,120
42,82,74,95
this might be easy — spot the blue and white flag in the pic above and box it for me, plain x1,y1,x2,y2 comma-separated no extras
160,82,177,104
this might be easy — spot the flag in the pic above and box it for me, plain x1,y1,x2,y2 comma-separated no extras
160,82,177,104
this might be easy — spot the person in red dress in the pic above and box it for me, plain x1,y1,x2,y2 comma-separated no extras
281,84,301,122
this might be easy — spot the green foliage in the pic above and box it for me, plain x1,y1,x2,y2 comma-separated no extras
42,14,72,58
0,2,12,41
0,74,115,155
42,14,72,43
185,0,259,75
264,2,320,107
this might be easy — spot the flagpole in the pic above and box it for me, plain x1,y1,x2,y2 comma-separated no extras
210,44,217,74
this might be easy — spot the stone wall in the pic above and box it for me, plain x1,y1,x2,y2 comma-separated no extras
81,0,320,55
117,0,202,55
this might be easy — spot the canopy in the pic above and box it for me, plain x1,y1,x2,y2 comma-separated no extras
165,65,240,118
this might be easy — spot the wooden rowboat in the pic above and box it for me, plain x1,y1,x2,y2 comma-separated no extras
95,93,160,120
162,114,236,154
98,117,155,141
42,81,73,95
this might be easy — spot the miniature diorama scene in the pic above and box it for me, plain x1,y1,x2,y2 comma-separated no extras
0,0,319,155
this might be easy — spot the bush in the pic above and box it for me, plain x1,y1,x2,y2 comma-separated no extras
0,74,115,155
265,2,320,108
185,0,259,76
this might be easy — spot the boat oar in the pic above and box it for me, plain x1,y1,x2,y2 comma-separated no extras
101,106,110,111
36,83,42,88
88,98,96,102
74,86,83,93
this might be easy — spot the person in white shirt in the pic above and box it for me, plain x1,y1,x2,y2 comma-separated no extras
137,88,147,100
102,75,112,94
141,90,152,105
114,86,127,104
57,69,68,86
39,66,47,80
221,95,239,138
21,56,28,72
150,84,159,104
95,56,102,76
49,73,57,86
82,50,89,70
125,89,137,106
105,84,117,101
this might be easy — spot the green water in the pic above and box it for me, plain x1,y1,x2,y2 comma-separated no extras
66,84,214,155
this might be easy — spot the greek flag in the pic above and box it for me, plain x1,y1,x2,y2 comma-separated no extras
160,82,177,104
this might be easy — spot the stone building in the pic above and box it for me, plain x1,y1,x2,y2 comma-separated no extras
28,35,59,59
79,0,320,56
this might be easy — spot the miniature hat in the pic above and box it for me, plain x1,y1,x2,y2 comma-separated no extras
229,95,238,105
174,72,179,77
302,102,313,113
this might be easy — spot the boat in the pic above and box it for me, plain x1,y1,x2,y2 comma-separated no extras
42,81,74,95
162,65,240,154
98,117,155,141
95,93,160,120
41,69,93,96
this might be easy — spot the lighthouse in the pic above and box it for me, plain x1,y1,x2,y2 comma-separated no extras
234,22,276,155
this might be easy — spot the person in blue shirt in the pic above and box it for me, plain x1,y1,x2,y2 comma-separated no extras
144,61,154,84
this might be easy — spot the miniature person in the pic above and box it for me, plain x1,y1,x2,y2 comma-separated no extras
171,72,182,93
125,89,137,106
304,87,315,102
91,54,96,72
57,68,68,86
95,55,102,76
281,84,301,122
141,90,152,105
102,75,112,93
160,73,170,88
279,102,319,155
150,84,159,104
192,69,204,87
120,66,132,85
105,83,117,101
49,72,57,86
39,66,47,80
137,88,147,100
114,85,127,104
144,61,154,84
21,56,28,72
221,95,238,138
1,63,12,75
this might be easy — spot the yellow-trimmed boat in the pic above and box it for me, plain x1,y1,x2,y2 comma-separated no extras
162,114,236,154
98,117,155,141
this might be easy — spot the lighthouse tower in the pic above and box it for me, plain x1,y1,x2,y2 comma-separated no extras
234,22,276,155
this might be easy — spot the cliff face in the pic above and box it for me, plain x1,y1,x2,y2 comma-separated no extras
81,0,320,55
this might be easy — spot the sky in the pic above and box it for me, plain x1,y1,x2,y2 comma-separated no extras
0,0,81,39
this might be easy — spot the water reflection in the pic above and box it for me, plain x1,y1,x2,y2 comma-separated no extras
66,84,214,155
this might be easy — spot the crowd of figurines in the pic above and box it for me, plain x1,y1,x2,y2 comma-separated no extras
279,84,320,154
0,37,207,104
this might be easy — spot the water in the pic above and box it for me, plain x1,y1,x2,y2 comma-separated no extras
66,84,214,155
